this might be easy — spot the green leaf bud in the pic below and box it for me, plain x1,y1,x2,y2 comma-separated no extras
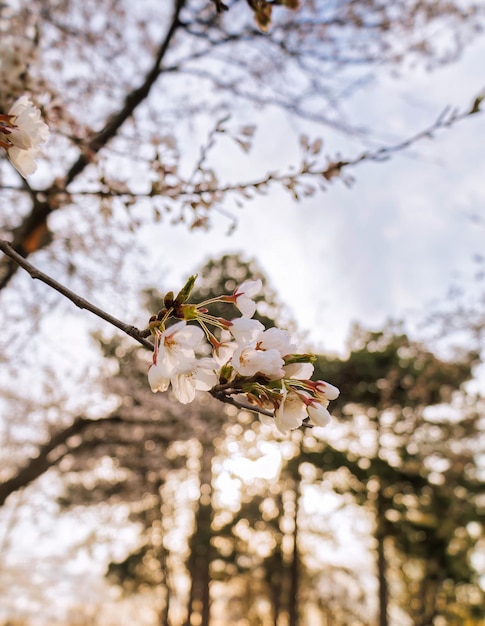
174,274,198,306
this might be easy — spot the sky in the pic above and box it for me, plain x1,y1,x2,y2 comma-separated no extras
140,33,485,355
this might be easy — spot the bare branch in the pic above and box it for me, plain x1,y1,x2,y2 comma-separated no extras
0,239,154,350
64,0,187,186
0,414,123,506
0,0,187,290
209,386,275,418
56,93,484,214
0,413,177,506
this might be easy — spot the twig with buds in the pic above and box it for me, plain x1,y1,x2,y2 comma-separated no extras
0,241,340,433
0,239,153,350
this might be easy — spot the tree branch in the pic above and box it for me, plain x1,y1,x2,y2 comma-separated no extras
0,240,285,424
0,239,154,350
0,415,125,506
209,387,275,418
65,0,186,186
0,0,187,290
0,413,180,507
55,94,484,214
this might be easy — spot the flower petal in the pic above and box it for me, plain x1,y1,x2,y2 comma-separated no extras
274,390,307,434
307,403,332,427
283,362,314,379
171,372,196,404
234,279,262,317
259,327,295,356
316,380,340,400
148,359,172,393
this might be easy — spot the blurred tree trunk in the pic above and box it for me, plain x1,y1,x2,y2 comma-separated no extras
270,545,283,626
159,545,172,626
288,478,301,626
376,483,389,626
185,440,214,626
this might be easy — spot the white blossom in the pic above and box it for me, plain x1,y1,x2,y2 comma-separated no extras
143,277,340,432
315,380,340,401
259,327,296,356
307,401,332,428
148,356,172,393
171,358,219,404
233,279,262,317
273,386,336,433
159,321,204,366
212,340,237,366
148,322,205,394
229,317,264,345
232,345,284,378
274,390,308,434
283,361,314,379
257,348,285,378
1,97,49,177
232,345,264,377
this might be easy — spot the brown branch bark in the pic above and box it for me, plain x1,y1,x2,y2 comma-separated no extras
0,238,285,423
0,414,125,507
0,239,154,350
64,0,186,186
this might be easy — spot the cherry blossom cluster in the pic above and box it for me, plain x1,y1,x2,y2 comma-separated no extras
0,96,49,177
147,276,339,434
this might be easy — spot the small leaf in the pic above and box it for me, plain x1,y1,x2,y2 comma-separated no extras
174,274,198,306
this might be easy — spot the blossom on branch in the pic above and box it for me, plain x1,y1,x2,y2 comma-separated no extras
147,276,340,436
148,321,205,393
273,379,339,434
171,357,219,404
232,344,285,378
0,96,49,177
274,389,308,433
232,278,262,317
148,354,172,393
283,361,314,379
229,317,264,344
258,327,296,355
307,401,332,428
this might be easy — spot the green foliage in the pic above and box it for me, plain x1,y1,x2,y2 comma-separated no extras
302,323,484,623
107,544,164,592
315,323,477,412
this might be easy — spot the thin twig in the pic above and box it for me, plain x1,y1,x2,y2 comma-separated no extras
65,0,187,186
210,387,275,418
0,239,154,350
51,95,484,204
0,238,278,416
0,0,187,291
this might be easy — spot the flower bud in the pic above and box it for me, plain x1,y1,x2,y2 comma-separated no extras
316,380,340,401
163,291,174,308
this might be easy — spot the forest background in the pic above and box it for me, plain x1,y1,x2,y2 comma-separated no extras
0,1,485,625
